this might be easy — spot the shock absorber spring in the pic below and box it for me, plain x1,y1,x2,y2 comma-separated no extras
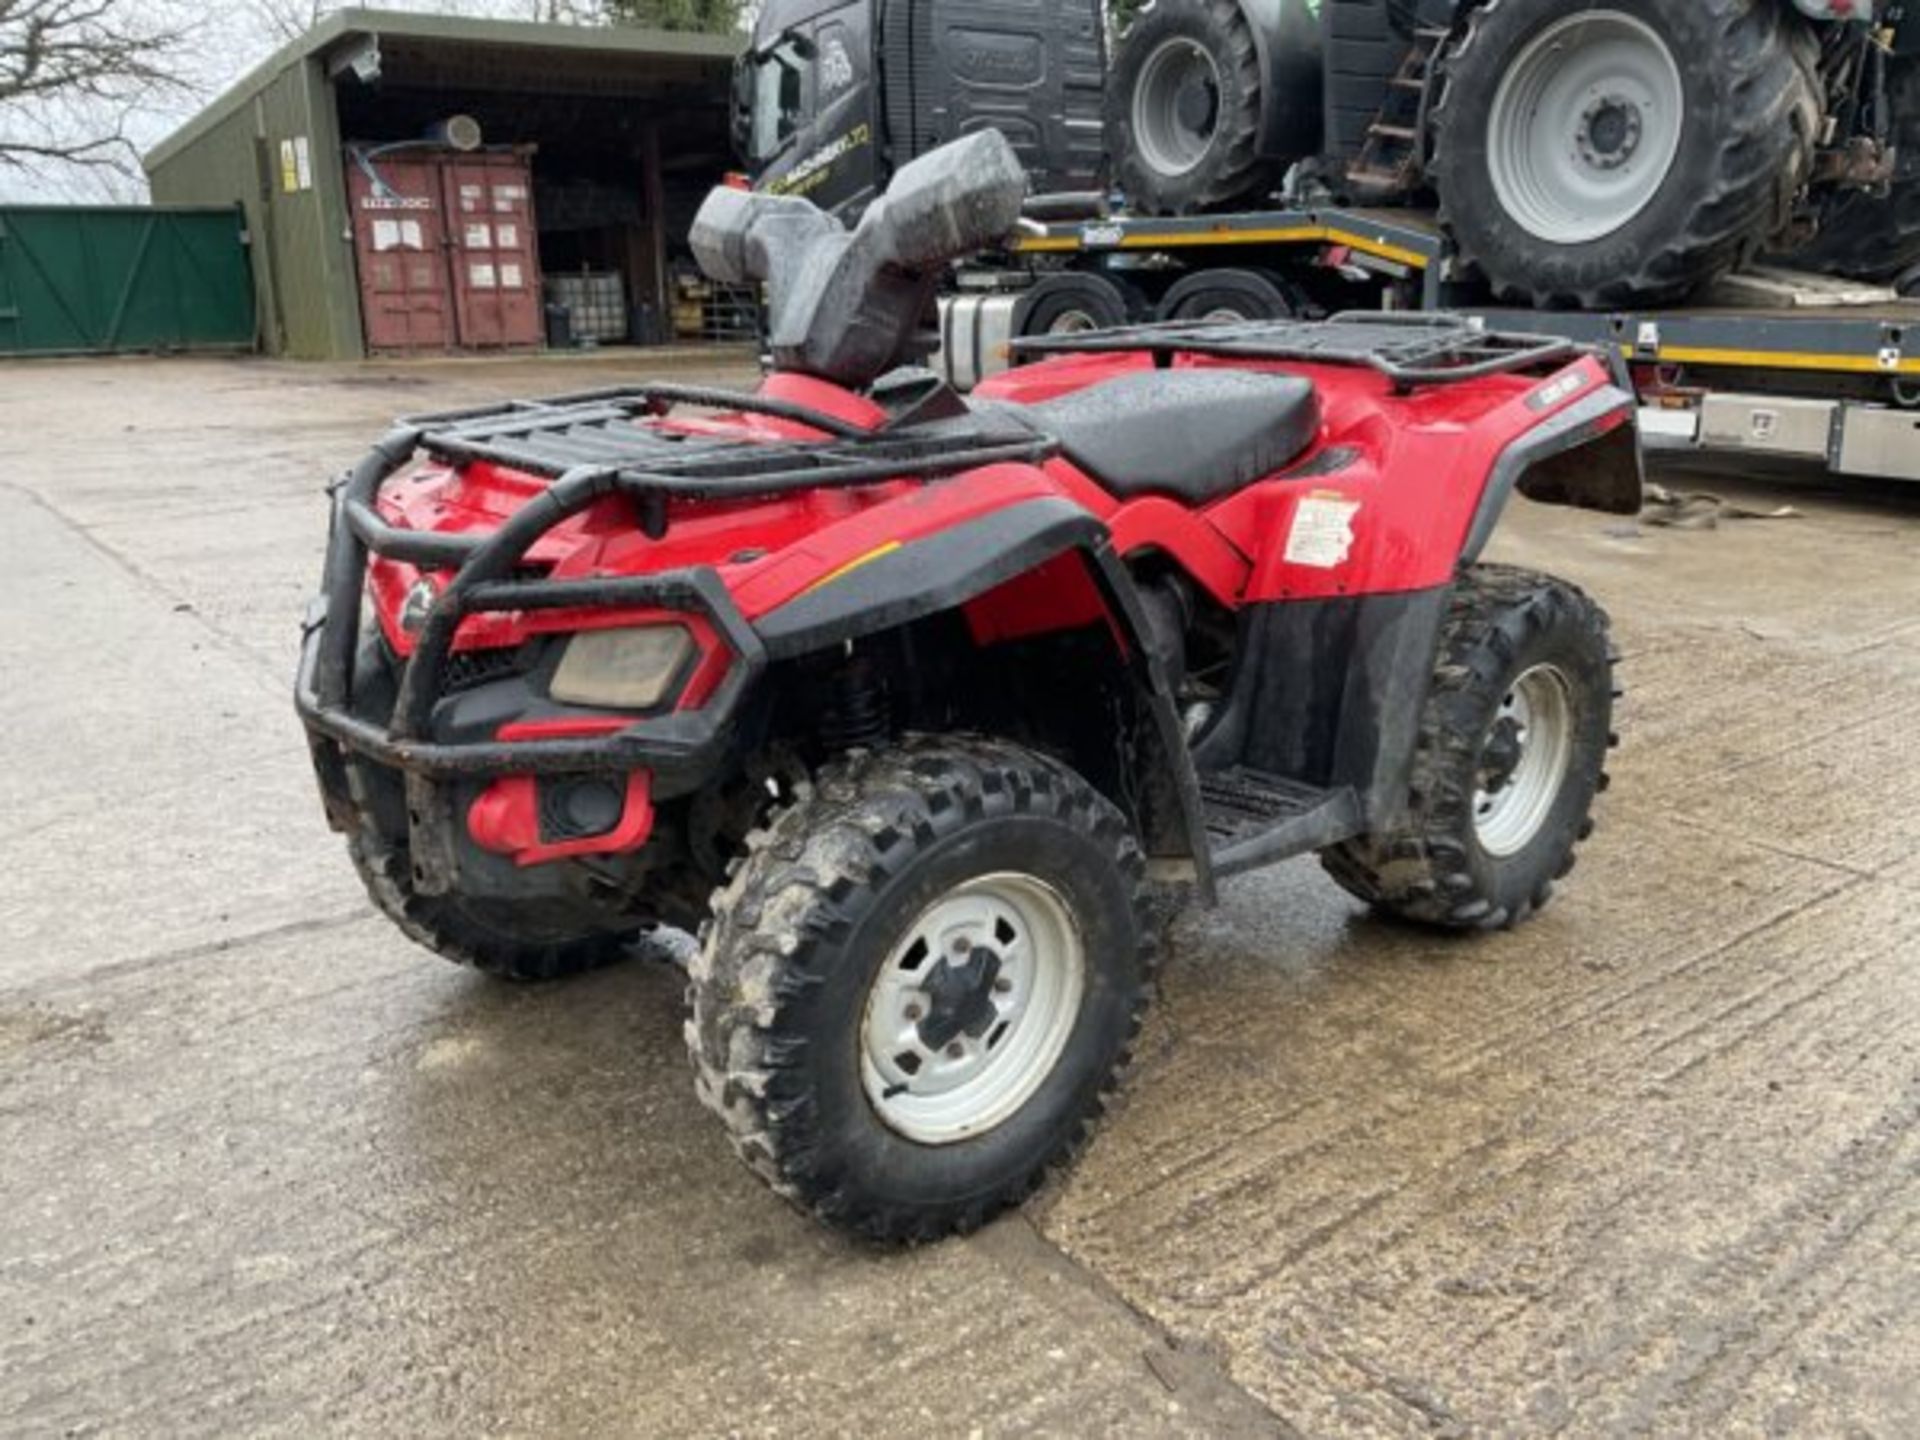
818,654,890,754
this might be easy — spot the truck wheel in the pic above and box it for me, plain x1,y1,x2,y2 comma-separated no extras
687,737,1156,1242
347,831,640,982
1781,58,1920,284
1107,0,1269,214
1013,272,1133,337
1320,566,1615,931
1430,0,1820,306
1157,267,1297,322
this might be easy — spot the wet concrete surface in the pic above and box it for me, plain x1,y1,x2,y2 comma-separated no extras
2,353,1915,1435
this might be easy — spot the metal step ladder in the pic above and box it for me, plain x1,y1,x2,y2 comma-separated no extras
1346,27,1449,200
1199,768,1364,878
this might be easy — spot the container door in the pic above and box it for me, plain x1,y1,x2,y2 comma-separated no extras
442,154,544,350
347,154,455,355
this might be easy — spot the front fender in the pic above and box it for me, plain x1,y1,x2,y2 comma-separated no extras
752,496,1217,900
753,497,1105,658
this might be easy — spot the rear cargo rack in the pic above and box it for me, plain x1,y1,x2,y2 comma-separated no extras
1013,311,1579,391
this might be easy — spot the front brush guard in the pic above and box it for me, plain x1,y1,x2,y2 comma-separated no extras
295,429,767,891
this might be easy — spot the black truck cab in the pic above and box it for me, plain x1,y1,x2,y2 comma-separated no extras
740,0,1107,217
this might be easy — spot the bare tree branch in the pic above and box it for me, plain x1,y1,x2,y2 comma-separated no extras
0,0,197,183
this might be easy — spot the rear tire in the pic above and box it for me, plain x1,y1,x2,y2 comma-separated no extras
1781,58,1920,284
1320,566,1615,930
1107,0,1270,214
1430,0,1820,306
686,737,1156,1242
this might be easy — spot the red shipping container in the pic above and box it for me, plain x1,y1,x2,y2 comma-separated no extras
347,148,544,355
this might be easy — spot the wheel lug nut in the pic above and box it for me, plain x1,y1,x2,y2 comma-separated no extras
951,937,970,955
994,978,1012,993
946,1042,964,1059
905,1004,923,1021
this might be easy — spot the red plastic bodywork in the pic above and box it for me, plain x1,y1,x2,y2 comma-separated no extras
468,771,655,868
367,347,1625,865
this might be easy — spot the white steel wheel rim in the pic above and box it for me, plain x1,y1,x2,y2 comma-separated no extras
1474,663,1576,857
1133,37,1223,177
860,872,1086,1146
1485,10,1685,245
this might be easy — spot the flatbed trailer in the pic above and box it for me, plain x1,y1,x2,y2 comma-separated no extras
936,206,1920,484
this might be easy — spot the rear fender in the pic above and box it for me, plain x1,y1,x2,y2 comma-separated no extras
752,498,1216,899
1461,383,1643,563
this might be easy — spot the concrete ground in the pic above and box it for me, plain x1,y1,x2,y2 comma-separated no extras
1,351,1915,1437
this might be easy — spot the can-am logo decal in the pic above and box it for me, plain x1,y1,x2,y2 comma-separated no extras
1527,371,1589,412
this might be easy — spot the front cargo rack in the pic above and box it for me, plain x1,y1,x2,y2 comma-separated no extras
301,381,1059,786
1013,311,1580,391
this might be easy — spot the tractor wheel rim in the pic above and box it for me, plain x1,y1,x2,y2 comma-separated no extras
860,871,1086,1145
1047,307,1101,334
1474,663,1576,857
1485,10,1684,245
1133,37,1223,177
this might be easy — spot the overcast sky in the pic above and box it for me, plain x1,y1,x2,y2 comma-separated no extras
0,1,597,203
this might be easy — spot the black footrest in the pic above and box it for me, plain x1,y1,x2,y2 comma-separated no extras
1199,768,1364,878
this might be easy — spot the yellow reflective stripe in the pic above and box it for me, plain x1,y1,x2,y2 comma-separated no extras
1622,343,1920,376
1660,345,1920,376
798,541,905,597
1011,225,1430,269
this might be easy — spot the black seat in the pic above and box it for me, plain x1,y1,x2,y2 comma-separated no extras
1020,369,1320,505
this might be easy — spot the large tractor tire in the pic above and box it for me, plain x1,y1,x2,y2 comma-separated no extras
1783,57,1920,284
1321,566,1616,931
1107,0,1270,214
1430,0,1821,307
687,737,1157,1242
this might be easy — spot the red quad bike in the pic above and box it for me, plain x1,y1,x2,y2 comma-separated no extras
297,131,1641,1242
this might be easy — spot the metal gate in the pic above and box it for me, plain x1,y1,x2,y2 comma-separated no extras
0,206,255,356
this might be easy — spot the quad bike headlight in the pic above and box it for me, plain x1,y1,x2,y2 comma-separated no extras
549,625,695,710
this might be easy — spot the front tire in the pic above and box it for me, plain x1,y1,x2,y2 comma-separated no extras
1430,0,1820,307
1321,566,1615,930
347,831,642,982
686,737,1156,1242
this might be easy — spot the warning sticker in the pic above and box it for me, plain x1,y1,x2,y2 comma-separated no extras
496,223,519,249
470,262,497,289
1284,493,1360,569
465,222,492,249
500,263,524,289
